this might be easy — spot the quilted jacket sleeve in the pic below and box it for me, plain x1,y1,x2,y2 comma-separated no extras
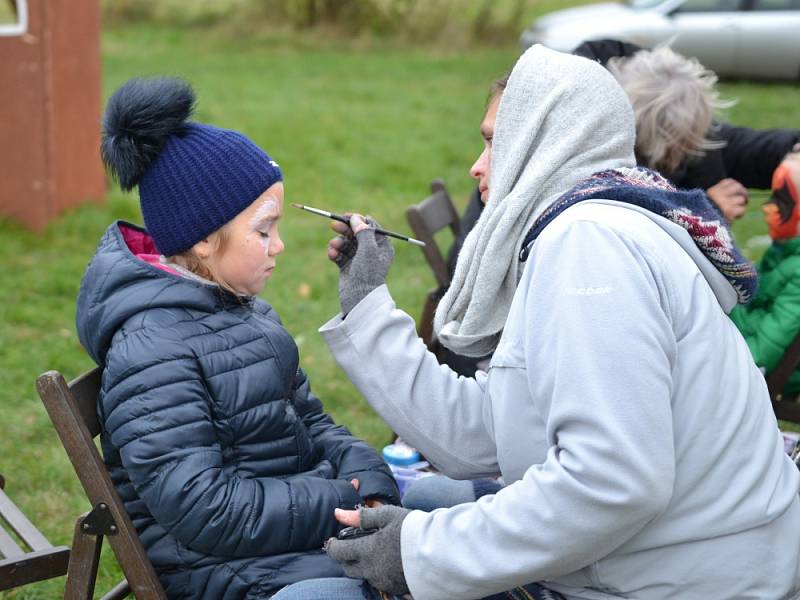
101,328,363,558
291,369,401,505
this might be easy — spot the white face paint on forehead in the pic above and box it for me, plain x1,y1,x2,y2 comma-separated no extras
250,197,279,229
250,197,279,251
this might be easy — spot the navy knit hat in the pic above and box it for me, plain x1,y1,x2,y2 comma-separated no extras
100,77,282,256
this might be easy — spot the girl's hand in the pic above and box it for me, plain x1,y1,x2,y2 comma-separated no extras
349,478,384,507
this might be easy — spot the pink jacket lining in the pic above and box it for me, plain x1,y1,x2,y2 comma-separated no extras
120,224,179,275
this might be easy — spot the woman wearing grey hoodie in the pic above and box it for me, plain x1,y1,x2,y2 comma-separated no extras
276,46,800,600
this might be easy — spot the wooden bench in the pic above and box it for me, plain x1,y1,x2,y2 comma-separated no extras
0,473,70,591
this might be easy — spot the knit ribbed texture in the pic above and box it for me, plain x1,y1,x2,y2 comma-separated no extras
139,123,282,256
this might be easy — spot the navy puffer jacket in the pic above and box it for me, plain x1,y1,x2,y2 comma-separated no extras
76,222,400,599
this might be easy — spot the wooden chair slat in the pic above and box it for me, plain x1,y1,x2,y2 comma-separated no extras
68,368,103,438
99,579,133,600
415,190,458,233
0,545,70,591
0,472,70,592
64,514,102,600
774,398,800,424
406,179,460,288
0,488,52,551
0,523,24,558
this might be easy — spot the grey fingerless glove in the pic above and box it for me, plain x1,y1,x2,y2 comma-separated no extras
335,217,395,316
325,505,411,596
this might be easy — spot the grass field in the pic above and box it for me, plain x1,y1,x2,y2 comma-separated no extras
1,13,799,599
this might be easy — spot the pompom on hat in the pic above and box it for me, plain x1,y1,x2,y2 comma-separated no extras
101,77,282,256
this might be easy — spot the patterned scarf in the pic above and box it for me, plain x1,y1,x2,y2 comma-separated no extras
520,167,757,304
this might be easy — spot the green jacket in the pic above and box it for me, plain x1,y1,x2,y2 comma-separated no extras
730,237,800,395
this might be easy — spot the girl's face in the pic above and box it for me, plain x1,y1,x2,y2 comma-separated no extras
197,182,285,295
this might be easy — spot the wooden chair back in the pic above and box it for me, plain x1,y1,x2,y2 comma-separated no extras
405,180,461,351
37,369,167,600
767,330,800,425
405,179,461,290
0,474,70,591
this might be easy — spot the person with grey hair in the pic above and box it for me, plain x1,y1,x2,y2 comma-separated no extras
271,45,800,600
578,40,800,222
607,45,729,182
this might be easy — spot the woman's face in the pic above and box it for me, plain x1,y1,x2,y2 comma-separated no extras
469,95,501,204
198,182,286,295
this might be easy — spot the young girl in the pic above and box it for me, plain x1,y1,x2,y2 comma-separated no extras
75,77,399,599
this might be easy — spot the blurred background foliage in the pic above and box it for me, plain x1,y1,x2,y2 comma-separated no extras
100,0,558,44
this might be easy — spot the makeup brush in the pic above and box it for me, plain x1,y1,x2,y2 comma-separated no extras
292,203,426,247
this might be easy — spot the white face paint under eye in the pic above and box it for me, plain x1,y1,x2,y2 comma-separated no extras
250,198,278,251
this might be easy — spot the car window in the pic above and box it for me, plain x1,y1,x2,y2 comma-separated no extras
628,0,669,9
751,0,799,9
672,0,742,12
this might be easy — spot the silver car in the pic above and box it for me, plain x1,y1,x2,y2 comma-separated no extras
521,0,800,80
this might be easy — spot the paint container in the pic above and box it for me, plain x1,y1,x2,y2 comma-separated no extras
389,466,434,498
382,442,421,466
382,441,432,497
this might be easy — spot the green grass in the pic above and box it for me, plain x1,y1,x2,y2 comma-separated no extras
0,23,517,599
2,17,800,599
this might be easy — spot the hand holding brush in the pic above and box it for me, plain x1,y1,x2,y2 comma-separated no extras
326,212,395,316
292,203,425,247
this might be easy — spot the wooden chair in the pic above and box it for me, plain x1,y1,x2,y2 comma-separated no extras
0,474,70,591
767,330,800,425
37,368,167,600
405,179,461,352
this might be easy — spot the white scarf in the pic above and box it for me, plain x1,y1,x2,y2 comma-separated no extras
434,45,637,357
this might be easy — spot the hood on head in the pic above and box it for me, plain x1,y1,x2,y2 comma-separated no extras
490,44,636,223
433,45,637,357
76,222,217,365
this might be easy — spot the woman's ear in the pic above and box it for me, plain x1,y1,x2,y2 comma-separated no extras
192,238,214,260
